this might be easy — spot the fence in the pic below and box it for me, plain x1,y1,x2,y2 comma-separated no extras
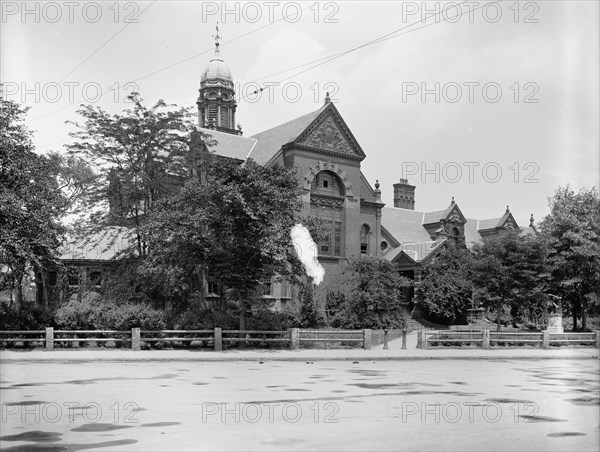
417,330,600,349
371,329,405,347
0,327,373,351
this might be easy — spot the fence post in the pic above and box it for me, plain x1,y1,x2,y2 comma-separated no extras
542,330,549,349
482,330,490,349
363,329,372,350
214,328,222,351
290,328,299,350
131,328,141,351
402,327,407,350
596,330,600,349
383,329,389,350
45,327,54,350
416,330,422,349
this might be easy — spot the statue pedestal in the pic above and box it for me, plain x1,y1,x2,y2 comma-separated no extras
547,314,564,334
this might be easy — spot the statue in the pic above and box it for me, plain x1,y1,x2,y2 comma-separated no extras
547,294,562,315
546,294,563,333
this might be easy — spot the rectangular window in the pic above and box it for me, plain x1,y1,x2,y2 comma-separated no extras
207,280,219,295
334,223,341,256
208,105,217,124
281,280,291,299
68,273,79,286
89,271,102,287
220,107,228,126
318,222,342,257
261,275,273,297
319,227,332,256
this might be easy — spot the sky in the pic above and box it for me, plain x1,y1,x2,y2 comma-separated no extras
2,0,599,225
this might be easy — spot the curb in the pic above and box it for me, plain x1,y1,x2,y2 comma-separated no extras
1,354,597,363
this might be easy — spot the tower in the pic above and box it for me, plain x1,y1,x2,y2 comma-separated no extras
393,178,415,210
197,25,240,135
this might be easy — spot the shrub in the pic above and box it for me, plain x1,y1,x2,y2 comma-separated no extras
246,308,297,331
103,303,166,330
0,302,54,330
55,299,165,330
173,307,238,330
54,299,105,330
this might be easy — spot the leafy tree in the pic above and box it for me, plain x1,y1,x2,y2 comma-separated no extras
414,243,474,325
471,231,550,331
298,278,325,328
65,93,196,256
327,257,411,329
540,186,600,331
143,156,307,329
0,98,67,308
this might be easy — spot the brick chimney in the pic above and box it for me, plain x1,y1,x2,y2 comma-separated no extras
393,178,415,210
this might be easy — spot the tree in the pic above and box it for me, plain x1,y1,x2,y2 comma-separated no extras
540,186,600,331
143,156,307,329
0,99,67,308
327,257,411,329
471,231,550,331
65,93,196,257
414,244,474,325
298,278,325,328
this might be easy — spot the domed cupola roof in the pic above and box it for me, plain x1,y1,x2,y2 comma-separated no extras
201,56,233,83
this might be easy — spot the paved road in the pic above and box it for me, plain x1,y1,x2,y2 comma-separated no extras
1,357,598,451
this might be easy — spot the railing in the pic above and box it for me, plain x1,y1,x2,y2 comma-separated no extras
417,330,600,349
299,329,370,349
0,327,373,351
53,330,131,347
0,330,45,344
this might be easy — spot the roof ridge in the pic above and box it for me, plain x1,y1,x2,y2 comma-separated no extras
250,104,326,139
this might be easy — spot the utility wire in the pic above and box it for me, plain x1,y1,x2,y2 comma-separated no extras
30,3,308,124
58,1,156,83
238,0,500,103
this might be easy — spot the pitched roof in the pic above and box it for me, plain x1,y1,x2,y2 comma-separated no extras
422,208,451,224
402,240,442,262
197,126,257,161
60,227,135,261
464,219,484,247
519,226,536,237
381,207,432,244
383,240,444,263
478,217,502,230
248,105,326,164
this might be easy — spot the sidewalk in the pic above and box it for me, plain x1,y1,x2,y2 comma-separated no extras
1,333,597,362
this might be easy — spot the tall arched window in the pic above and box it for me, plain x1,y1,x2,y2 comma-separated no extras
310,171,345,257
360,224,370,255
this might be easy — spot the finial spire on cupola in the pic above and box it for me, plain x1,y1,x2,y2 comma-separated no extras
506,205,510,213
451,196,455,205
529,214,535,227
212,23,222,57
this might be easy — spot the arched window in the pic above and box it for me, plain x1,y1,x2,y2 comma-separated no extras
380,241,388,251
311,171,345,197
360,225,370,255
